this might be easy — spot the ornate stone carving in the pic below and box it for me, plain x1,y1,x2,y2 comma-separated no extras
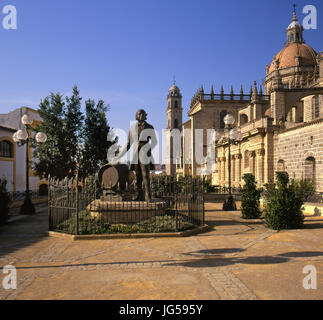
256,149,266,157
250,151,256,158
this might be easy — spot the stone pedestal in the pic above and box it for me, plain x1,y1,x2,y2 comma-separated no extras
87,199,167,224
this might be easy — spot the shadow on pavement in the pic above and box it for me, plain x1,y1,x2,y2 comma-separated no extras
12,250,323,272
163,250,323,268
0,203,49,260
184,248,245,256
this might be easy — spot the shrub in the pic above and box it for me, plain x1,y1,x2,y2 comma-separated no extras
291,179,315,202
264,172,313,230
0,178,10,226
241,174,261,219
151,175,203,196
204,179,217,193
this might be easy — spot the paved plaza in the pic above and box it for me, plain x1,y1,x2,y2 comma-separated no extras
0,203,323,300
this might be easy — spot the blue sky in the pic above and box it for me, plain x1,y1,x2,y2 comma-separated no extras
0,0,322,135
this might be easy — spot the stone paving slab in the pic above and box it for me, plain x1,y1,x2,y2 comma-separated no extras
1,202,323,300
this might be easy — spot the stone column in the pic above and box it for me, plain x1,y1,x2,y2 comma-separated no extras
250,151,256,177
235,154,242,186
231,155,236,186
217,157,222,185
256,149,265,186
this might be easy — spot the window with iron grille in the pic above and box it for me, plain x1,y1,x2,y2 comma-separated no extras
315,95,320,119
0,140,13,158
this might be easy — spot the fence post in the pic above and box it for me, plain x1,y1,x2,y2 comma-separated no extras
175,176,178,232
48,175,51,231
75,171,79,235
202,177,205,226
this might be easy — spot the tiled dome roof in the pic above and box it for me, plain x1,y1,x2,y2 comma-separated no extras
268,42,317,74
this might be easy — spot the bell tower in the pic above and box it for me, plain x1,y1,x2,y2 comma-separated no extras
166,81,183,176
166,81,183,130
286,4,304,45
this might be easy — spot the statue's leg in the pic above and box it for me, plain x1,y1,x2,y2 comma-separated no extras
135,165,144,201
141,164,151,202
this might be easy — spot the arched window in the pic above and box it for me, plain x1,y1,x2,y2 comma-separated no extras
174,119,178,129
305,157,316,186
277,160,285,172
174,100,178,108
313,95,320,119
240,114,249,126
0,140,13,158
220,111,227,129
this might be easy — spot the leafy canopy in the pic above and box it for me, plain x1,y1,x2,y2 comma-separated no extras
33,86,117,179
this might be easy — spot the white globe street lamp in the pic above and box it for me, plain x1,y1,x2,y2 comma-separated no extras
35,132,48,144
16,129,28,141
224,114,236,126
13,114,47,215
21,114,34,126
13,131,20,143
215,113,243,211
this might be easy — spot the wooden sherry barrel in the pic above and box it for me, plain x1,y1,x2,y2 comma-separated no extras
98,164,129,192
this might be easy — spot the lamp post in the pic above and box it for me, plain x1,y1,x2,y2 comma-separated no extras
214,114,243,211
13,114,47,215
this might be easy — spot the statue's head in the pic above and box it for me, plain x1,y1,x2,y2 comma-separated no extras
136,109,147,122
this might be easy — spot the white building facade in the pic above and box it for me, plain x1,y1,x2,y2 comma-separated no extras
0,107,47,193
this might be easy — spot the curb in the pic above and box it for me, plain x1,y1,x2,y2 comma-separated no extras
6,215,29,224
48,225,212,241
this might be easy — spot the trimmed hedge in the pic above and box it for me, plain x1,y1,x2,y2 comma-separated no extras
264,172,314,230
241,174,261,219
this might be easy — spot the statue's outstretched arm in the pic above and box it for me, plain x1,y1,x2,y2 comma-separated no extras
118,131,132,159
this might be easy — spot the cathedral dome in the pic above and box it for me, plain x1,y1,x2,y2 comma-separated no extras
268,42,317,74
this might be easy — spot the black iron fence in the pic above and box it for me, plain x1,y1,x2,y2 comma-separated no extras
206,185,242,195
49,175,205,235
306,192,323,204
8,190,41,204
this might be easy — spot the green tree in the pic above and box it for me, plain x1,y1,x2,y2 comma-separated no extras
264,172,314,230
241,174,262,219
34,87,116,179
63,86,84,177
80,99,117,177
34,92,68,179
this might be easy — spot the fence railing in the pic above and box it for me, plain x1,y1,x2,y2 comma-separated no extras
306,192,323,204
8,190,42,204
49,175,205,235
206,186,242,195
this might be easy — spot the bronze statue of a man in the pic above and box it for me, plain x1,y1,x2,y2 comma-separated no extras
117,109,157,201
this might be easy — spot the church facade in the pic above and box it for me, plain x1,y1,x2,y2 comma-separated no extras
166,8,323,193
